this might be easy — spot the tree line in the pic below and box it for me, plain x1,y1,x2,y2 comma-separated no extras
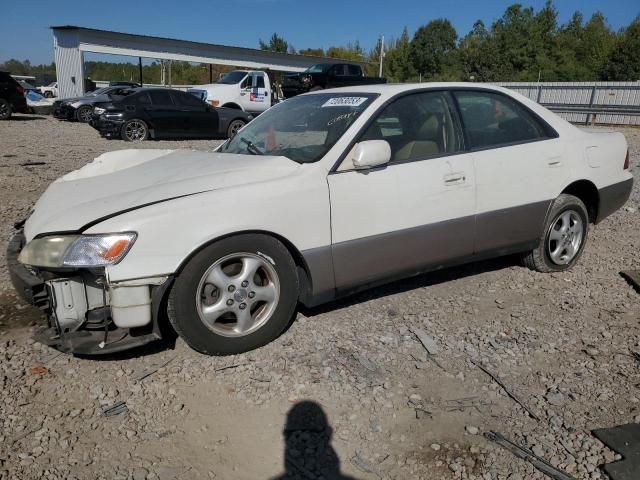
2,2,639,86
259,2,640,83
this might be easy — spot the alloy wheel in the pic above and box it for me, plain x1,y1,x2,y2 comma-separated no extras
195,253,280,337
124,121,147,141
78,107,93,123
228,120,245,138
547,210,583,265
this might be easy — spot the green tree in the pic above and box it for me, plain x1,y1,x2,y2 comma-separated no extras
298,48,325,56
384,27,417,82
604,17,640,80
410,19,457,79
259,33,289,53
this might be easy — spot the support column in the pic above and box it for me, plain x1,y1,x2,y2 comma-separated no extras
138,57,143,86
53,29,85,98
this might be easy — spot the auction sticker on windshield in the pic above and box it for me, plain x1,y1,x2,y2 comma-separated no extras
322,97,368,107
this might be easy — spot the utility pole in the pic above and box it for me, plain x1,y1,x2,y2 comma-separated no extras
378,35,385,78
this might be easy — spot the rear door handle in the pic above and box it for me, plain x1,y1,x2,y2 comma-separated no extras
547,157,562,167
443,172,466,185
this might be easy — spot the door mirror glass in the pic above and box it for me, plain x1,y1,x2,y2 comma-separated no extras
351,140,391,169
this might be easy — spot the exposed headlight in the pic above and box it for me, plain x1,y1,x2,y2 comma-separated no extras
70,101,82,108
18,233,137,268
94,107,106,114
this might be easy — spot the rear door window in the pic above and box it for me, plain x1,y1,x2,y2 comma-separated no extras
347,65,362,76
453,91,547,149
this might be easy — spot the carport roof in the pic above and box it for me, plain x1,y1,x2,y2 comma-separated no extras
50,25,367,68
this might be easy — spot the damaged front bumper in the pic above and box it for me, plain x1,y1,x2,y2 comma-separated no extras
7,229,173,355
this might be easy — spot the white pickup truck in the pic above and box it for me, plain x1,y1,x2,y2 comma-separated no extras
188,71,272,114
39,82,59,98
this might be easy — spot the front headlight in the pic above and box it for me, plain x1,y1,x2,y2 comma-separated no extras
94,107,106,114
70,101,82,108
18,233,137,268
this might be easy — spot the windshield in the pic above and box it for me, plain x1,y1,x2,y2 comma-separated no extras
223,93,377,163
217,71,248,85
86,87,111,97
304,64,330,73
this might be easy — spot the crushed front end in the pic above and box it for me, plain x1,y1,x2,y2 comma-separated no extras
7,228,172,355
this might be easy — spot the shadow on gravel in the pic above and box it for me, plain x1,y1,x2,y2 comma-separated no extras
9,115,47,121
300,254,518,318
271,401,358,480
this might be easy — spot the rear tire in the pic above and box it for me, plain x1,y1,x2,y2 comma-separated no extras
167,234,299,355
43,91,53,98
227,119,246,138
522,194,589,272
121,119,148,142
0,99,12,120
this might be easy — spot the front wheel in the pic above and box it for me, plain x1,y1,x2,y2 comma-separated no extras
121,119,148,142
0,99,12,120
167,234,299,355
76,105,93,123
43,91,53,98
522,194,589,272
227,119,246,138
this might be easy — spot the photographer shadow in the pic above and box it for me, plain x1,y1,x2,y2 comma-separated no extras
271,400,358,480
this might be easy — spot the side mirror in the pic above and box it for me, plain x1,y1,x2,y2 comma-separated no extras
351,140,391,169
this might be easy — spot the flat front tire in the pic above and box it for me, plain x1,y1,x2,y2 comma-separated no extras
522,194,589,272
167,234,299,355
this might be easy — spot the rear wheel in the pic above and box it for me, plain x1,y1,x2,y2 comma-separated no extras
227,119,246,138
121,119,148,142
167,234,299,355
76,105,93,123
0,99,12,120
43,91,53,98
522,194,589,272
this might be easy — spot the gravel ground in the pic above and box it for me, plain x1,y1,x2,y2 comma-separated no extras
0,114,639,480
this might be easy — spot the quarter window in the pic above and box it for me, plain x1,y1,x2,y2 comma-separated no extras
454,91,547,149
360,91,463,162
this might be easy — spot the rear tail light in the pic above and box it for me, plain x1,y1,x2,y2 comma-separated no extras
16,85,24,94
624,149,630,170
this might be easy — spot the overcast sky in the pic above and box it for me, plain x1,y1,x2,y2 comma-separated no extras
1,0,638,65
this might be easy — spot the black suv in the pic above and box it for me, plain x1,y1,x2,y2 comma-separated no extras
90,88,253,141
0,71,28,120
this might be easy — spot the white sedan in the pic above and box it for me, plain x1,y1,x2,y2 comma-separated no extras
8,84,633,355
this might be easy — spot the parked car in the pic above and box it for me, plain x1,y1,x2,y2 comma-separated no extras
109,81,141,87
188,70,273,114
0,71,28,120
8,83,632,356
52,85,137,122
39,81,58,98
90,87,253,141
24,89,54,115
281,63,386,98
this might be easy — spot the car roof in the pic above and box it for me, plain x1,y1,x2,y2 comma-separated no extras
306,82,513,97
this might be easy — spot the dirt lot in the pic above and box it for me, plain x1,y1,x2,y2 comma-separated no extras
0,114,639,480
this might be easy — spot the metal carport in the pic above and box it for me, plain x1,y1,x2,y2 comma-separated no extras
51,26,363,98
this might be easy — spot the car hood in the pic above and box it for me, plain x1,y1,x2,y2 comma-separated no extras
24,149,299,240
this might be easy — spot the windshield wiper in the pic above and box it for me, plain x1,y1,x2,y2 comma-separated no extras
239,137,264,155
